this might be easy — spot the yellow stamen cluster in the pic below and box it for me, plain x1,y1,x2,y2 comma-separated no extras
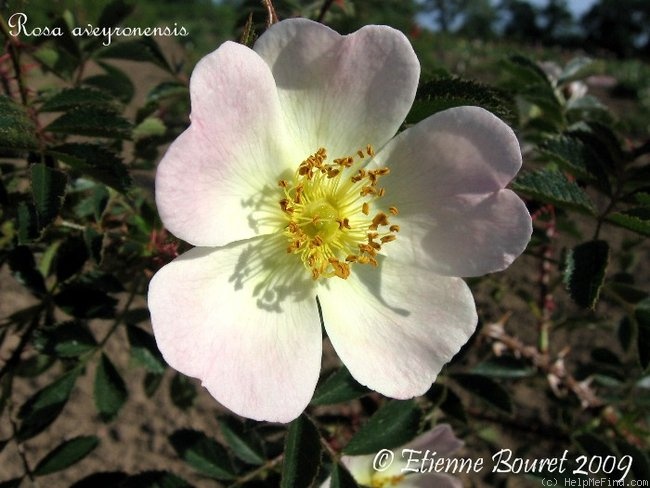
278,146,399,280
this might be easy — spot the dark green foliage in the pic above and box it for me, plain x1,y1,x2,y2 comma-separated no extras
343,400,422,455
31,163,68,230
513,168,595,214
169,430,236,479
311,367,370,405
34,321,97,358
54,282,118,318
120,471,191,488
452,373,513,413
97,37,173,72
281,415,322,488
169,373,197,410
407,77,515,124
51,143,132,193
330,463,359,488
218,417,266,465
127,325,166,374
0,95,39,150
33,436,99,476
17,369,80,440
94,354,128,422
46,106,132,139
564,240,610,309
70,471,129,487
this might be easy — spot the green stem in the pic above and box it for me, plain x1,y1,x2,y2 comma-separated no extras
230,454,284,486
98,276,142,349
0,310,42,380
9,411,37,485
317,0,336,22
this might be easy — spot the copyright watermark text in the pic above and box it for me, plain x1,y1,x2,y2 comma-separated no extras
373,447,639,483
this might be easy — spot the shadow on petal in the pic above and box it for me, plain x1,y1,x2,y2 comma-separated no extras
229,235,315,313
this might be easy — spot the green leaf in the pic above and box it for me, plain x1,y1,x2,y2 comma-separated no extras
500,55,561,114
54,236,89,282
636,301,650,370
121,471,191,488
32,46,78,80
503,55,553,86
146,81,188,104
452,373,513,413
512,168,595,214
14,354,55,378
633,192,650,206
564,240,610,309
428,384,467,423
0,478,23,488
97,37,172,72
539,135,609,192
46,106,131,139
50,143,132,193
34,436,99,476
34,321,97,358
0,374,12,418
73,182,109,220
96,0,134,30
615,439,650,482
406,78,514,124
133,117,166,140
17,201,39,243
558,57,600,84
143,372,163,398
31,163,67,229
344,400,422,455
169,373,196,410
471,356,535,378
94,353,128,422
608,281,648,304
70,471,128,488
619,316,633,352
40,87,116,112
169,429,235,480
311,367,370,406
127,325,166,374
281,414,322,488
84,227,104,264
0,95,38,150
54,282,117,319
83,62,134,104
17,369,80,440
217,417,265,465
330,462,359,488
573,433,615,458
607,209,650,237
7,245,46,296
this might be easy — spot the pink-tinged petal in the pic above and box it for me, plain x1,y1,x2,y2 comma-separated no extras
375,106,523,197
404,424,463,457
373,106,532,276
318,258,477,399
254,18,420,158
155,41,294,247
342,455,375,485
147,239,321,422
390,190,532,277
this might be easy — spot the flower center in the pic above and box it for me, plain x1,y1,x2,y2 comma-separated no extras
278,146,399,280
